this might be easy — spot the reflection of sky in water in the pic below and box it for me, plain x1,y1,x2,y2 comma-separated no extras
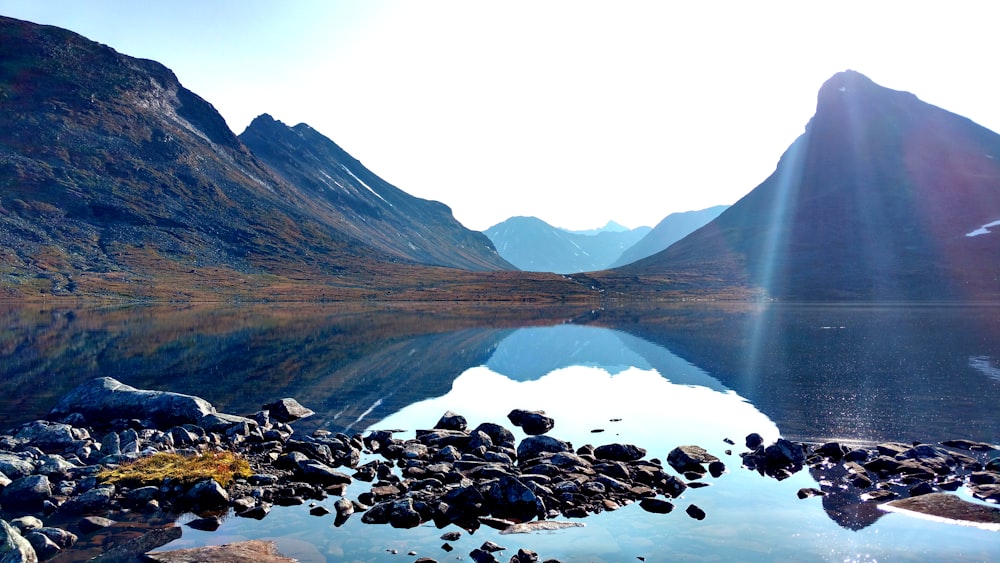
374,365,780,454
163,326,1000,562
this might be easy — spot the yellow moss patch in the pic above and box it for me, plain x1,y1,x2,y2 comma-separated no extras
98,451,252,487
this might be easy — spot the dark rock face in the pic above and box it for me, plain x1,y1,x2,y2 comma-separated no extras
49,377,215,429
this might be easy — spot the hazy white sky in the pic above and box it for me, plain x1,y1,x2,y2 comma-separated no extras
3,1,1000,231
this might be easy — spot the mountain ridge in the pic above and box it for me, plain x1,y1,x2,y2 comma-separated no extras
613,70,1000,300
0,15,563,301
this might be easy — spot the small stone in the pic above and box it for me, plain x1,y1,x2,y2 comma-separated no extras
309,505,330,516
639,498,674,514
479,540,506,552
797,487,826,499
469,548,499,563
685,504,706,520
186,516,222,531
78,516,117,534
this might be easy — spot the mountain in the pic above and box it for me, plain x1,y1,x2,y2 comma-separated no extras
615,71,1000,300
565,220,631,236
484,216,650,273
0,16,569,301
611,205,728,267
238,114,511,271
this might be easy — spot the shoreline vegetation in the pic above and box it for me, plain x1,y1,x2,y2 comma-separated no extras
0,379,997,562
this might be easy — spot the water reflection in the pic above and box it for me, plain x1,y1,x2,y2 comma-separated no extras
596,303,1000,444
3,303,998,560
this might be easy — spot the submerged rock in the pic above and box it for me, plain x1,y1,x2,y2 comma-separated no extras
146,540,296,563
882,493,1000,528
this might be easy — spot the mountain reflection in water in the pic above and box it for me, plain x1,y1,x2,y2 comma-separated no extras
2,302,999,557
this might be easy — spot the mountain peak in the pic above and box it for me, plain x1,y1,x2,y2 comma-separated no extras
621,71,1000,300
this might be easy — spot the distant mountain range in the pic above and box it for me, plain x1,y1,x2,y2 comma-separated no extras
483,216,650,273
485,208,727,274
610,206,728,268
614,70,1000,300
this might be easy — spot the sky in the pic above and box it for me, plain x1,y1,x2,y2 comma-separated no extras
3,1,1000,231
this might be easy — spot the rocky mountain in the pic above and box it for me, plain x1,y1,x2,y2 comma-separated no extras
484,216,650,274
238,114,510,271
0,16,541,300
611,205,728,267
615,71,1000,300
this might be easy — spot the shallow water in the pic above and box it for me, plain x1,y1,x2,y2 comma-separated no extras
2,302,998,561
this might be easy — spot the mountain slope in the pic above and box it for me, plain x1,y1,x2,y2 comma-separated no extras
0,16,537,300
617,71,1000,300
611,205,728,267
484,216,650,273
239,115,511,271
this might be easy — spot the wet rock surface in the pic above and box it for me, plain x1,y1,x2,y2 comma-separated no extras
0,377,997,561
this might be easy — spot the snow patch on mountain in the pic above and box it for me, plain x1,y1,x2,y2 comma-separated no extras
340,164,390,205
965,219,1000,237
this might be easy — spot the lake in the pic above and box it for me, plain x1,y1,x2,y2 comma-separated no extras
2,302,998,561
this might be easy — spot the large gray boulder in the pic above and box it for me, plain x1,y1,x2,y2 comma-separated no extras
0,519,37,563
48,377,216,428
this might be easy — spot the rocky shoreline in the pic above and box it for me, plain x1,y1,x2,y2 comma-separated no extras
0,377,997,562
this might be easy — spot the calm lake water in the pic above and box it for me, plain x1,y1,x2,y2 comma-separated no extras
2,302,998,561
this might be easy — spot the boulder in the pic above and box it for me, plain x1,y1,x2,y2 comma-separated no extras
34,527,76,550
685,504,707,520
472,423,516,450
517,436,570,461
0,519,36,563
144,540,296,563
883,492,1000,526
593,443,646,462
24,531,59,560
484,476,539,521
667,445,719,474
48,377,215,429
77,516,116,534
639,498,674,514
763,439,806,470
1,475,52,510
12,421,76,451
8,517,42,535
296,460,352,486
199,413,258,433
185,479,229,510
0,454,36,480
507,409,555,436
434,411,468,432
261,398,314,423
59,486,114,515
